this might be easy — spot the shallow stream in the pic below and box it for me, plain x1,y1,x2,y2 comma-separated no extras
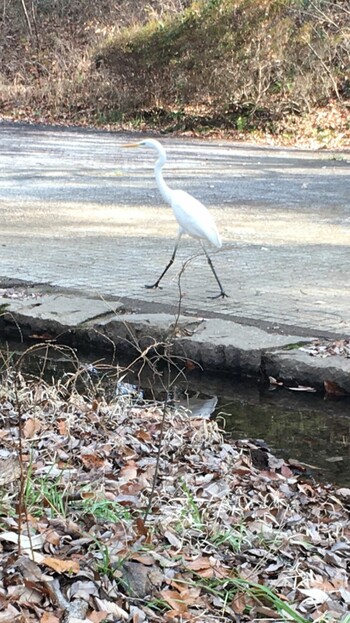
165,376,350,487
2,344,349,487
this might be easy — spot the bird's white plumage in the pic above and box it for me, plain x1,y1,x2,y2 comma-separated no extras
171,189,222,248
133,138,222,249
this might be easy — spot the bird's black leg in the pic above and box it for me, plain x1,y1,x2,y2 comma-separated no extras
201,244,228,299
145,241,179,290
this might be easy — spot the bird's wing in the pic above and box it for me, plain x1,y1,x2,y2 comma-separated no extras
171,190,222,248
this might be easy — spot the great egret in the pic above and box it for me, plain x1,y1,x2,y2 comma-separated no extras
122,138,227,299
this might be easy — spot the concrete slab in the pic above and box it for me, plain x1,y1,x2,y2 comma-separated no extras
0,284,349,390
84,311,310,374
173,318,310,373
87,312,203,355
3,293,314,374
0,293,123,338
264,349,350,392
0,297,28,313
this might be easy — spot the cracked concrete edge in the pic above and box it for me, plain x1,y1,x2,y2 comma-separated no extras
263,350,350,393
0,287,348,391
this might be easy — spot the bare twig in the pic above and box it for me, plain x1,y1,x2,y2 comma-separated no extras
144,256,200,521
13,369,35,559
19,0,33,36
30,0,40,57
143,378,170,522
173,253,198,336
306,40,340,99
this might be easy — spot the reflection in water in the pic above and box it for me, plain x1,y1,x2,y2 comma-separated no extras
160,377,350,487
218,395,350,487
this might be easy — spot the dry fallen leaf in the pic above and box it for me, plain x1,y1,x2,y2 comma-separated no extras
0,604,23,622
185,556,213,571
87,612,109,623
135,429,152,441
7,583,42,604
135,517,149,538
40,613,61,623
69,580,99,600
298,587,330,604
94,598,128,619
269,376,283,386
80,454,106,469
43,528,61,547
160,589,188,614
324,380,348,396
57,419,68,435
287,385,317,392
42,557,80,574
23,417,42,438
335,487,350,500
119,460,138,483
231,591,248,614
164,530,182,549
0,457,20,485
0,531,44,553
16,555,52,583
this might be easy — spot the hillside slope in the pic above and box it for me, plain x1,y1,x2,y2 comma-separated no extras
1,0,349,145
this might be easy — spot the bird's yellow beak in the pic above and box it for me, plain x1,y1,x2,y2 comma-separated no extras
121,142,141,148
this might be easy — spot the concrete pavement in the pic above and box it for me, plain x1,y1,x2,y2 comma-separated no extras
0,122,349,387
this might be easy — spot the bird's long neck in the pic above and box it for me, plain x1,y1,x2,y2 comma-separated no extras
154,149,172,204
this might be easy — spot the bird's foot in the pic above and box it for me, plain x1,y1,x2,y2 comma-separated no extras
145,283,162,290
208,291,229,300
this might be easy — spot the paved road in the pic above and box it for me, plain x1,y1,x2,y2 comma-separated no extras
0,122,349,336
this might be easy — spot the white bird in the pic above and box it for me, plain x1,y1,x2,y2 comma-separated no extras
122,138,227,298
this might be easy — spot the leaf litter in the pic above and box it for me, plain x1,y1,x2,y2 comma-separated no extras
299,339,350,359
0,371,349,623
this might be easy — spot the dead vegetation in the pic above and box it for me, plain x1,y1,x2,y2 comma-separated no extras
0,347,349,623
0,0,188,125
0,0,349,145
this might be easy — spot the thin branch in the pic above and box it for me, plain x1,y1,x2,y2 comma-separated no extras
14,370,35,560
308,0,338,29
19,0,33,36
306,40,340,99
173,253,198,337
143,387,169,522
30,0,40,56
